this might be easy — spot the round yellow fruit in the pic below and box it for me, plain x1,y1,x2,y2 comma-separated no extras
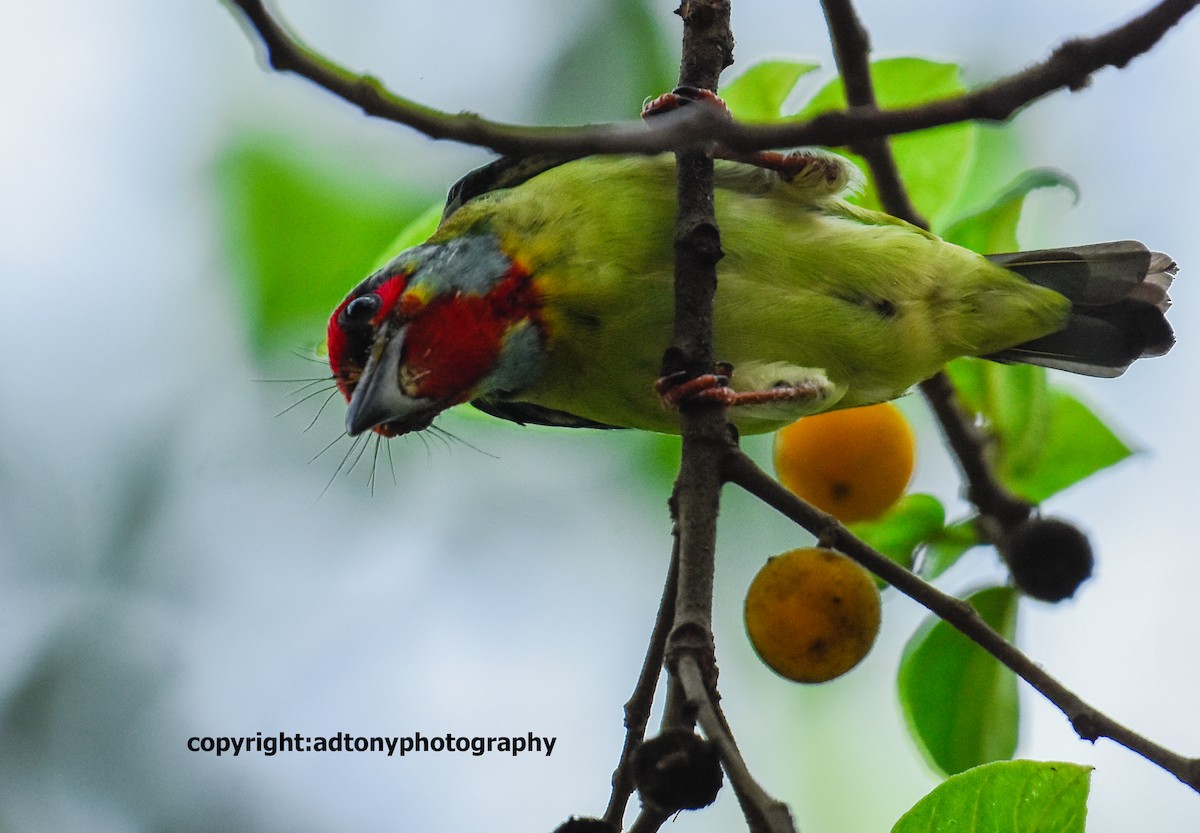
744,548,882,683
773,402,915,523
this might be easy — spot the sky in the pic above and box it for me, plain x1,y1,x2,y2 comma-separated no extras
1,1,1199,831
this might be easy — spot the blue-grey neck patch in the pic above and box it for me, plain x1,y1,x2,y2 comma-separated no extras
383,233,511,298
478,320,545,397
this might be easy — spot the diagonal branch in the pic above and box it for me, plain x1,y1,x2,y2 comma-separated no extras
225,0,1198,156
737,0,1198,152
676,655,796,833
222,0,724,155
918,372,1034,527
723,449,1200,794
819,0,926,227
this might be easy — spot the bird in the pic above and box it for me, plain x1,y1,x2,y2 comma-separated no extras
325,150,1176,439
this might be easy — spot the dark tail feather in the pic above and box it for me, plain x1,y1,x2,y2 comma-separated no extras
985,241,1177,378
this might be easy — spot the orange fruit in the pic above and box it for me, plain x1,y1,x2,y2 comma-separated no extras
744,548,881,683
773,402,915,523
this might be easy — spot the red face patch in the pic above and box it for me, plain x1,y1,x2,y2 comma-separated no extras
401,268,539,402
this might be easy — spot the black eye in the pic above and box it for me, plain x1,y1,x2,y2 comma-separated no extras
340,294,380,327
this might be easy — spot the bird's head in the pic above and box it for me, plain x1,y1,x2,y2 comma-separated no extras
327,234,547,437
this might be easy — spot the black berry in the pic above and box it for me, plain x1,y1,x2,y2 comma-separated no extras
1004,517,1094,602
631,729,723,812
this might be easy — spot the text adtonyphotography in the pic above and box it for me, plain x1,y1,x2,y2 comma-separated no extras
186,731,557,758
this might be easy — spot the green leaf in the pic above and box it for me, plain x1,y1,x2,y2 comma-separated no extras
943,361,1052,463
892,760,1091,833
936,124,1025,230
943,362,1134,502
899,585,1020,776
943,357,987,412
215,135,436,355
720,60,819,122
942,360,1051,496
921,518,982,580
987,364,1052,483
1003,388,1133,502
795,58,975,223
849,494,945,578
943,169,1079,255
535,0,676,125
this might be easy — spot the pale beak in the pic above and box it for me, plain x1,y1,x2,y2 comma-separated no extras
345,323,436,436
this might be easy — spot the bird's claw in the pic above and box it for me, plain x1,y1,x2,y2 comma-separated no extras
714,148,847,185
641,87,732,121
641,92,845,187
656,370,737,411
657,365,829,413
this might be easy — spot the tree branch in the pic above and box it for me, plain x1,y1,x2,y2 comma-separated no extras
224,0,1197,156
655,4,803,832
748,9,1192,780
661,0,731,685
819,0,927,227
722,449,1200,794
663,0,736,805
918,372,1034,528
223,0,725,155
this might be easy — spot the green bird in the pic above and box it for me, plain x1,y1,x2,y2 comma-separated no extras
326,152,1175,438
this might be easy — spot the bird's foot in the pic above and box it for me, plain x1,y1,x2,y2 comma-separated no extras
655,366,734,411
714,147,848,185
641,91,851,189
641,86,731,121
656,363,828,412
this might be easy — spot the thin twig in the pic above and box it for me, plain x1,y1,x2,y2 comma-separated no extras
224,0,1198,156
722,449,1200,793
223,0,725,155
603,542,679,827
676,656,797,833
918,372,1034,529
819,0,927,227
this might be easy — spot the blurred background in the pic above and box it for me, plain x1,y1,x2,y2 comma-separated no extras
1,1,1198,830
